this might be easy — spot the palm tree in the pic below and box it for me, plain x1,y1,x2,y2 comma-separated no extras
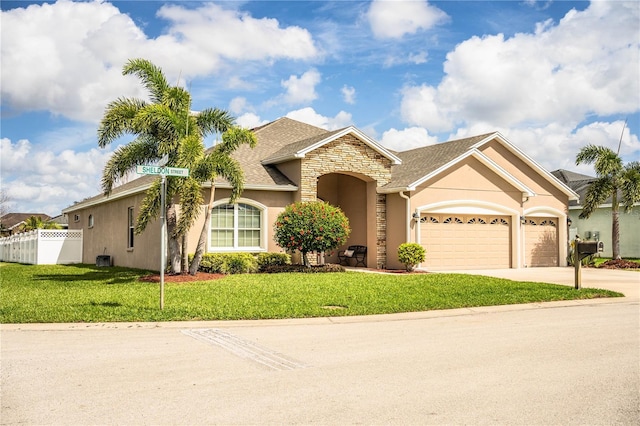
22,216,61,232
576,145,640,259
97,58,237,273
189,127,257,275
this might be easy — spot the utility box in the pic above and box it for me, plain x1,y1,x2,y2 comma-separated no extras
96,255,111,267
577,241,603,255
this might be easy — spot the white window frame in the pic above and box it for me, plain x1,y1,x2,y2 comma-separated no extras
88,214,94,228
208,198,267,252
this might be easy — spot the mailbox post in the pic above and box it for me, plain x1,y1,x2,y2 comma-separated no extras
574,239,604,289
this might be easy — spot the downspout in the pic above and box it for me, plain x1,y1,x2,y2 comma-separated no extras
521,195,530,268
399,191,411,243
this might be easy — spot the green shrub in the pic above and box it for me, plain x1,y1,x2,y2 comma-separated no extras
192,253,257,274
256,252,291,271
397,243,426,271
274,201,350,267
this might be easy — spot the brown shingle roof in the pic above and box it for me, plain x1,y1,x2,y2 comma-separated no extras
0,213,51,230
215,117,330,186
384,133,495,190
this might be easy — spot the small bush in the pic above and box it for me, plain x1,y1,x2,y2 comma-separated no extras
261,263,345,274
256,252,291,271
397,243,426,271
192,253,257,274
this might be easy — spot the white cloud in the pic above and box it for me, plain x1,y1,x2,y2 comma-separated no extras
341,85,356,104
236,113,269,129
379,127,440,151
0,1,320,123
367,0,448,39
229,97,250,115
280,69,322,105
286,107,353,130
0,138,113,215
399,1,640,132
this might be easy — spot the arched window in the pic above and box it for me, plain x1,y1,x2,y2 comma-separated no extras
209,202,264,251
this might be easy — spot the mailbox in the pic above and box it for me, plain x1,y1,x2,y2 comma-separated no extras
577,241,604,255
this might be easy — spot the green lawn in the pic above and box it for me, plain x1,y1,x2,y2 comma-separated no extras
0,262,622,323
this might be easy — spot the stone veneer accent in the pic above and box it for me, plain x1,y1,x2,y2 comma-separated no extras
300,134,392,268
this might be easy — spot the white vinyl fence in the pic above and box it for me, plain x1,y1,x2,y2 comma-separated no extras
0,229,83,265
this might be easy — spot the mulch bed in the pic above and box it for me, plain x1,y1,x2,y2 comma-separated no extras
598,259,640,269
139,272,225,283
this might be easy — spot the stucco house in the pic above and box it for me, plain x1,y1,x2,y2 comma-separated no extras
552,169,640,258
63,118,577,271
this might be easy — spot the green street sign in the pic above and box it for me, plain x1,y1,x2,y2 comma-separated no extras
136,165,189,177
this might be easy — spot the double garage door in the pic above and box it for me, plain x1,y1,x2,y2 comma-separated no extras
420,214,558,269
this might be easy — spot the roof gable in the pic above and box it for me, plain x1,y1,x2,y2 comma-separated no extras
261,126,402,165
384,132,578,201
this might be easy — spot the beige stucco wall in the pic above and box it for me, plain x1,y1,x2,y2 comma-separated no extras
68,192,162,271
385,192,410,269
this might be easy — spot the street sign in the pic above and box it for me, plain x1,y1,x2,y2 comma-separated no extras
135,164,190,310
136,165,189,177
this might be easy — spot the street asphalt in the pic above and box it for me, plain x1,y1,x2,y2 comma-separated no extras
1,266,638,425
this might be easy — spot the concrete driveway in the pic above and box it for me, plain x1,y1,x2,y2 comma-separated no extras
433,266,639,300
2,267,638,425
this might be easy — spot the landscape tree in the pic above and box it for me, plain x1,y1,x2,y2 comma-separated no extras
274,201,351,267
21,215,62,232
576,145,640,259
98,58,246,273
188,127,257,275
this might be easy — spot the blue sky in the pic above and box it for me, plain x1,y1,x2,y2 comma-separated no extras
1,0,639,216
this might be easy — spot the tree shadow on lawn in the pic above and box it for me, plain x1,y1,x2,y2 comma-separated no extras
32,264,150,285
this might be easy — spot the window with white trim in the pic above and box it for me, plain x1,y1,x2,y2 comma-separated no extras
210,202,263,250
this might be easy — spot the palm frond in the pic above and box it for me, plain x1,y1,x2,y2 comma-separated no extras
621,161,640,212
217,127,257,155
579,177,613,219
135,179,163,234
97,98,147,147
173,177,204,237
575,144,622,177
123,58,169,104
101,137,159,194
196,108,235,136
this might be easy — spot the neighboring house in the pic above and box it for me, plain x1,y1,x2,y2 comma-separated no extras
63,118,577,271
552,169,640,258
0,213,51,236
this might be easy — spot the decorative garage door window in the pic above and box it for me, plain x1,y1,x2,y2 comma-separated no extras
421,215,509,226
526,218,557,227
210,203,262,250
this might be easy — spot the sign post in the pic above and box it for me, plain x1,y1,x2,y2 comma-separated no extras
136,165,189,309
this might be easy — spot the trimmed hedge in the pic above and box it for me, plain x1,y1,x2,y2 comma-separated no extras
188,252,344,274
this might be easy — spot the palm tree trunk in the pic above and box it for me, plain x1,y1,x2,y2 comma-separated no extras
167,205,181,273
189,183,215,275
181,234,189,274
611,191,621,259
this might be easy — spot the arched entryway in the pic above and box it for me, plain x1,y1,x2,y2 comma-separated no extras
317,172,379,267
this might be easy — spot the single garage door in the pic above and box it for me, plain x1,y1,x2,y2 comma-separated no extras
420,214,511,270
524,218,558,267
